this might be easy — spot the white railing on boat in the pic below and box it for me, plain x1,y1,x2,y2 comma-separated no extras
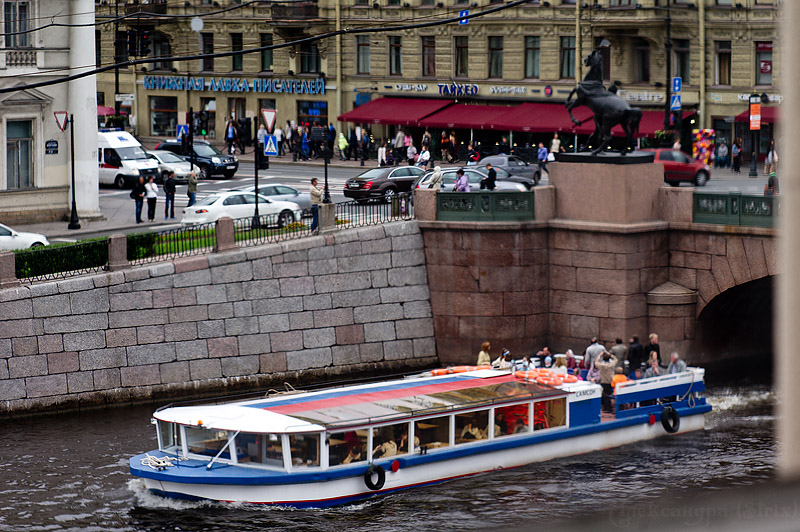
615,368,704,397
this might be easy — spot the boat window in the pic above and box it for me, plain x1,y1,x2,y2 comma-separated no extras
235,432,283,467
415,416,450,450
494,403,530,437
455,410,489,444
157,420,182,452
534,398,567,430
289,433,320,467
185,426,232,459
328,430,368,466
372,422,412,459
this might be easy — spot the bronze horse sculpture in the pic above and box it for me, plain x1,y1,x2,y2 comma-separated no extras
565,46,642,155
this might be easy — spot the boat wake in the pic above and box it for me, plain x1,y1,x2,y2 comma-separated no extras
705,386,774,412
127,479,220,511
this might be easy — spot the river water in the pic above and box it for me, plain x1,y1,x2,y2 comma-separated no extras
0,385,774,532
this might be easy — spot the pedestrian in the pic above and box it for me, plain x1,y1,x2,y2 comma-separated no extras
301,128,310,160
163,171,176,220
187,171,197,207
283,120,292,156
449,131,458,162
131,175,146,224
428,166,443,189
537,141,549,176
338,132,349,161
327,123,336,152
348,128,358,160
497,136,510,155
454,168,470,192
144,175,158,222
378,140,387,166
440,131,451,163
256,124,267,168
627,335,644,373
422,129,432,148
765,139,778,175
309,177,322,232
716,141,728,168
393,129,405,166
416,146,431,169
550,132,563,154
765,171,779,196
672,138,681,151
236,118,246,154
274,124,284,156
595,352,618,413
225,119,238,155
467,142,479,165
480,162,496,190
585,337,605,371
406,143,417,166
731,138,742,174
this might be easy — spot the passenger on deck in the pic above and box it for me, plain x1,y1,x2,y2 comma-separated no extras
493,349,513,369
343,446,363,464
372,435,398,459
513,417,529,433
398,431,419,452
611,367,628,391
565,349,578,370
460,419,484,440
586,362,601,384
553,356,567,370
513,356,534,371
647,350,660,369
644,333,662,367
543,356,553,369
477,341,492,366
572,367,583,381
628,367,644,381
595,352,618,413
644,358,662,378
494,413,506,437
667,352,687,374
585,337,605,370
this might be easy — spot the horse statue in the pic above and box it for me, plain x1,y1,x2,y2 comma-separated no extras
565,43,642,156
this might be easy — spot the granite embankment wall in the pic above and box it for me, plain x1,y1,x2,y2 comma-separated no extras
0,221,436,415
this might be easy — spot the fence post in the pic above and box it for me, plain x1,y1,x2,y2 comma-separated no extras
215,217,237,252
0,251,19,289
106,234,128,271
319,203,336,234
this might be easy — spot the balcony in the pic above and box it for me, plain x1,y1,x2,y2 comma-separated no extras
3,50,37,68
125,1,168,16
271,2,319,20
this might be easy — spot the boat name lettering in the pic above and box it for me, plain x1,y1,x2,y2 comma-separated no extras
142,76,326,95
575,388,598,398
438,83,479,97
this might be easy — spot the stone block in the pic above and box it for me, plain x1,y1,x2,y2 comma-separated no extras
259,314,291,333
208,337,238,358
430,292,503,318
669,250,685,268
172,287,198,306
273,261,309,278
8,355,47,378
1,298,32,320
105,328,136,348
225,283,244,302
575,268,629,295
684,252,711,271
136,325,165,345
282,249,310,263
252,296,303,315
36,334,62,354
176,340,209,361
67,371,93,393
413,337,437,358
570,315,600,339
0,338,10,358
388,266,428,287
303,294,332,311
164,322,198,342
211,262,253,284
384,221,419,237
11,336,38,356
335,324,364,345
207,249,247,266
93,368,121,390
189,359,222,380
169,305,209,323
458,315,525,339
314,273,372,294
711,255,735,294
354,303,404,323
286,347,332,371
160,361,190,383
364,322,396,343
270,331,303,352
173,268,212,288
280,277,316,297
173,255,209,274
313,308,354,327
196,285,228,305
669,268,697,290
392,235,424,251
131,276,173,291
608,295,648,320
123,268,150,283
57,277,95,294
63,330,106,351
332,344,360,366
362,238,392,255
379,285,430,304
383,339,414,360
308,245,335,261
108,309,166,329
331,289,381,309
47,352,78,374
404,300,433,319
149,262,175,277
260,352,287,374
94,271,126,288
208,303,234,319
742,238,768,280
127,344,175,366
550,290,609,319
763,239,778,276
221,355,260,377
68,289,110,315
0,318,43,339
238,334,271,356
304,327,336,348
725,237,752,285
233,301,254,317
152,289,173,308
391,249,427,268
371,270,389,288
395,318,434,339
121,364,161,387
359,342,384,362
572,250,617,270
0,378,25,400
289,311,314,330
479,267,538,293
338,253,391,273
32,294,71,317
26,374,67,397
308,258,338,275
696,270,720,308
225,317,260,336
334,241,362,258
503,291,541,316
45,312,110,334
29,282,58,297
242,279,280,300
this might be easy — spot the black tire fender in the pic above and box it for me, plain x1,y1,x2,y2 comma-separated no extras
661,405,680,434
364,464,386,491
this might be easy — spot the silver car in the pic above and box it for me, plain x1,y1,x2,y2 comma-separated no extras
0,222,49,250
414,167,530,191
480,155,541,185
147,150,199,184
230,184,313,217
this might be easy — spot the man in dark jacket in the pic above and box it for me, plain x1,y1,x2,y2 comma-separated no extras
627,335,644,373
481,163,497,190
644,333,661,367
163,171,177,219
132,176,146,224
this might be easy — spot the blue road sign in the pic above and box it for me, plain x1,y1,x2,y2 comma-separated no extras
263,135,278,157
458,10,469,24
672,77,682,93
670,94,682,111
177,124,189,141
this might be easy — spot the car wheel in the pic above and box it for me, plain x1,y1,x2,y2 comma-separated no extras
29,242,45,249
383,187,397,203
223,171,236,179
199,165,210,180
278,210,294,228
115,175,126,189
694,171,709,187
667,180,680,187
533,171,541,186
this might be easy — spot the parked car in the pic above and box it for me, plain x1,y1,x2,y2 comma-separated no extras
344,166,425,203
229,184,313,218
181,191,302,227
146,150,199,184
413,166,530,191
640,148,711,186
154,139,239,180
480,154,541,185
0,222,49,250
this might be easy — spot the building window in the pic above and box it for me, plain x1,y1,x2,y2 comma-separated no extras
524,36,540,79
228,97,246,122
594,36,610,81
716,0,732,4
260,33,273,72
715,40,731,85
420,0,434,4
355,0,369,5
231,33,243,71
422,36,435,77
115,30,126,65
454,36,468,78
608,0,632,5
673,39,690,84
756,41,772,86
634,38,650,83
4,1,29,48
153,33,173,71
297,100,328,127
488,36,503,79
150,96,177,137
97,92,105,106
96,30,102,67
356,35,370,74
202,33,214,71
389,36,402,75
388,0,401,5
560,36,575,79
299,42,320,73
6,120,32,189
200,97,216,138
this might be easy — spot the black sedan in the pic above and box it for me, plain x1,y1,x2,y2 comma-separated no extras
344,166,425,203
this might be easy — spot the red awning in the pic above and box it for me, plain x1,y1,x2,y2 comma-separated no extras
338,97,452,126
97,105,127,116
418,104,516,130
490,103,592,133
734,106,779,123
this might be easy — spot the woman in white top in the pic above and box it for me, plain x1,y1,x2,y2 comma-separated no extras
428,166,443,189
550,133,562,155
144,176,158,222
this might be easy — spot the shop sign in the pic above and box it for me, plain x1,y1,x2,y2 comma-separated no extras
738,93,782,104
617,90,664,103
760,60,772,75
489,86,525,95
395,83,428,92
142,75,326,95
437,82,478,96
45,139,58,155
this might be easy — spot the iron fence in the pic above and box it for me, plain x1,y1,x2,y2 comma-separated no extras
693,192,778,228
437,191,535,222
335,193,414,230
127,223,216,266
15,239,108,283
233,212,312,247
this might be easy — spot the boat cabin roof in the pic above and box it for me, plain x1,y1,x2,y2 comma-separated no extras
154,370,568,433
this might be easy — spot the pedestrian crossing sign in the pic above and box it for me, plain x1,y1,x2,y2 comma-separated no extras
263,135,278,156
670,94,682,111
177,124,189,141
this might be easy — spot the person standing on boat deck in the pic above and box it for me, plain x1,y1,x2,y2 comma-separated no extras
595,352,618,413
667,352,687,374
627,335,644,371
610,338,627,370
585,337,605,371
644,333,662,366
477,341,491,366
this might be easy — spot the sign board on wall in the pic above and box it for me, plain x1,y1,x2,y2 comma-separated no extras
45,139,58,155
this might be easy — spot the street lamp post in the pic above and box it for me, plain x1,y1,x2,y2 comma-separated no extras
663,0,672,131
67,114,80,230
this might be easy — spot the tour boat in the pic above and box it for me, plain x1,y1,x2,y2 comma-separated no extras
129,367,711,508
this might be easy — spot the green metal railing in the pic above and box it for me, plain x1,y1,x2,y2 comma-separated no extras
436,191,535,222
693,192,778,228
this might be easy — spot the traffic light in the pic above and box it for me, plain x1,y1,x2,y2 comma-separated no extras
139,31,151,57
127,30,138,58
192,112,203,137
198,111,209,137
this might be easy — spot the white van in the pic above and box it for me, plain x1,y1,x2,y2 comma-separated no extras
98,130,159,189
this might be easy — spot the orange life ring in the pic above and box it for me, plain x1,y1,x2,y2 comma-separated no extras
514,370,539,381
431,365,492,377
562,374,579,383
430,368,449,376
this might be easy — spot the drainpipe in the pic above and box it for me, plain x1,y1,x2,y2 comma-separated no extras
575,2,582,81
698,0,706,129
335,0,342,131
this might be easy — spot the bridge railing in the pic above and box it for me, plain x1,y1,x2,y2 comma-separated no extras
436,191,535,222
693,191,778,228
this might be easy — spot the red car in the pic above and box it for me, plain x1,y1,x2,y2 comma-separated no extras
642,148,711,187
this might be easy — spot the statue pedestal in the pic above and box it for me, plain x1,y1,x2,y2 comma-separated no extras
554,151,654,164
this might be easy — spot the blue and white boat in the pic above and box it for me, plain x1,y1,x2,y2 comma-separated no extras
129,367,711,508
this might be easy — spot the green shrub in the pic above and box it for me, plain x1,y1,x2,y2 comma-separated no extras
15,239,109,279
127,232,157,261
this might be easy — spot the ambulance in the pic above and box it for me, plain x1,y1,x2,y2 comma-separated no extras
98,130,159,188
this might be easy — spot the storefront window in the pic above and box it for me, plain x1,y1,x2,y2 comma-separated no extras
201,97,216,139
228,97,246,122
756,42,772,86
6,119,32,189
150,96,177,137
297,100,328,126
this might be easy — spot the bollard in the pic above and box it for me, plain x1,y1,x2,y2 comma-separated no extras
0,251,19,289
214,217,237,252
106,234,128,271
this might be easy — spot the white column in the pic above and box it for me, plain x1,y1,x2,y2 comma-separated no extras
67,0,101,218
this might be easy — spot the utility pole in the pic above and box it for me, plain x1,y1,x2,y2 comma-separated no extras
663,0,672,132
114,0,121,116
